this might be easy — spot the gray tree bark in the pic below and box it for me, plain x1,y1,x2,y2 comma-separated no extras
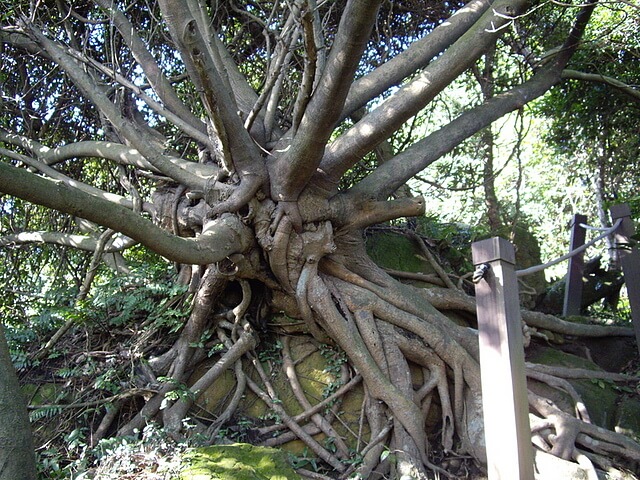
0,324,36,480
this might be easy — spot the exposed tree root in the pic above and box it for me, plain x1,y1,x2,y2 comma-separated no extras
205,355,247,440
282,336,351,459
148,267,227,375
405,230,458,290
529,390,640,468
527,370,592,423
257,374,363,443
526,363,637,382
247,356,346,472
163,324,257,434
70,217,639,479
420,285,636,338
309,274,431,465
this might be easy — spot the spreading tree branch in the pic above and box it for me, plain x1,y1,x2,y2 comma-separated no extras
247,1,302,135
93,0,207,135
0,129,219,181
64,48,212,147
351,1,599,199
341,0,494,119
561,69,640,103
320,0,528,182
268,0,383,203
0,162,253,265
331,196,426,230
291,3,319,133
0,231,134,252
16,24,205,188
158,0,268,213
0,146,141,210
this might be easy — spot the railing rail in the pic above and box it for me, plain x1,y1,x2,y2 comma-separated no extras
515,218,622,277
471,203,640,480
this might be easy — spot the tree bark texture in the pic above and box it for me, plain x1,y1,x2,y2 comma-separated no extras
2,1,640,477
0,324,37,480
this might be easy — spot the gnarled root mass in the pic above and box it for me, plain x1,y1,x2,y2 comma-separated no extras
33,219,640,479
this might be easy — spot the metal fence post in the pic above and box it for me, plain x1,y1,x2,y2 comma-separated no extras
610,204,640,355
563,214,588,317
472,237,534,480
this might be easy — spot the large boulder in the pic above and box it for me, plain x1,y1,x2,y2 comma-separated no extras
191,336,366,454
535,256,624,315
527,344,640,435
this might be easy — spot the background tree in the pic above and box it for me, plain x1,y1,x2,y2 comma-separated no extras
1,0,639,478
0,323,37,480
534,3,640,268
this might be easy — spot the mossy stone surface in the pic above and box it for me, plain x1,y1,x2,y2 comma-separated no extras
22,383,66,405
526,346,619,429
615,396,640,441
366,231,434,275
180,444,301,480
527,345,599,371
572,378,619,429
193,337,366,453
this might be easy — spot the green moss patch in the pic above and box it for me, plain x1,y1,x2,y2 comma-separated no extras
366,232,433,274
527,346,620,429
180,444,301,480
527,345,600,371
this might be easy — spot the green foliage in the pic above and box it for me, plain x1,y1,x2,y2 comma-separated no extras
289,447,320,472
532,2,640,221
29,405,63,423
3,258,189,372
89,265,190,331
319,343,347,400
36,448,67,479
93,368,124,394
35,421,195,478
66,423,187,479
588,293,632,326
3,282,77,368
319,343,346,377
159,376,196,410
217,416,261,443
257,338,283,364
416,216,488,274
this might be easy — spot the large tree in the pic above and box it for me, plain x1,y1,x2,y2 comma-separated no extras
1,0,639,477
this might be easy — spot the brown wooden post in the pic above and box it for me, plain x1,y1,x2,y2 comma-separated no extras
610,204,640,355
472,237,534,480
563,214,588,317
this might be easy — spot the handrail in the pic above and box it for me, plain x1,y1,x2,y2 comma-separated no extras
515,218,622,277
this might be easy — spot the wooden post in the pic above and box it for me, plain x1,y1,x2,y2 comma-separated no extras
563,214,588,317
610,204,640,355
472,237,534,480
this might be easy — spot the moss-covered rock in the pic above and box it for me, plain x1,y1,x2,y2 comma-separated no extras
22,383,66,405
179,444,301,479
192,337,366,454
527,345,599,370
365,231,434,279
615,396,640,442
492,223,546,308
527,346,620,430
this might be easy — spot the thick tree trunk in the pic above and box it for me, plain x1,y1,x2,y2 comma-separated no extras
4,1,640,477
0,324,36,480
